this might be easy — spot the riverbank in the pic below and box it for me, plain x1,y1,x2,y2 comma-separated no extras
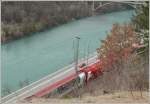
1,2,89,43
1,1,133,43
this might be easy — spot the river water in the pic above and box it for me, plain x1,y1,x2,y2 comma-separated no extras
1,10,134,96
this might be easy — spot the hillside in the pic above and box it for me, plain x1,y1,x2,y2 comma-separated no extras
1,1,132,43
12,91,148,104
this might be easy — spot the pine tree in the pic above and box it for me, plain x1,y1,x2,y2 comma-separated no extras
132,1,149,55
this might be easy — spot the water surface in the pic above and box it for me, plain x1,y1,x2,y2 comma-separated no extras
2,10,134,96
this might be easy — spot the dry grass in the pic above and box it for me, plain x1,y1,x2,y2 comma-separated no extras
14,91,148,104
82,91,149,103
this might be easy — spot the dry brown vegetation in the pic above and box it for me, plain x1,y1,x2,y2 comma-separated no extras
96,24,148,94
1,1,92,43
67,24,149,101
15,91,148,104
1,1,132,43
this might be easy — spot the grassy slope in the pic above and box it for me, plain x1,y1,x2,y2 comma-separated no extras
13,91,148,104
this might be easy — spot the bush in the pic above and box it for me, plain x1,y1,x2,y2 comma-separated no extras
96,24,148,92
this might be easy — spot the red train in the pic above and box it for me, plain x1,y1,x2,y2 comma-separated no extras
78,60,103,84
25,60,103,100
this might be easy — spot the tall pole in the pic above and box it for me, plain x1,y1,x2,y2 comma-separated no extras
74,36,80,98
86,40,91,66
75,37,80,73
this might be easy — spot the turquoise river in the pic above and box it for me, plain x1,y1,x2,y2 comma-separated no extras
2,10,134,97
